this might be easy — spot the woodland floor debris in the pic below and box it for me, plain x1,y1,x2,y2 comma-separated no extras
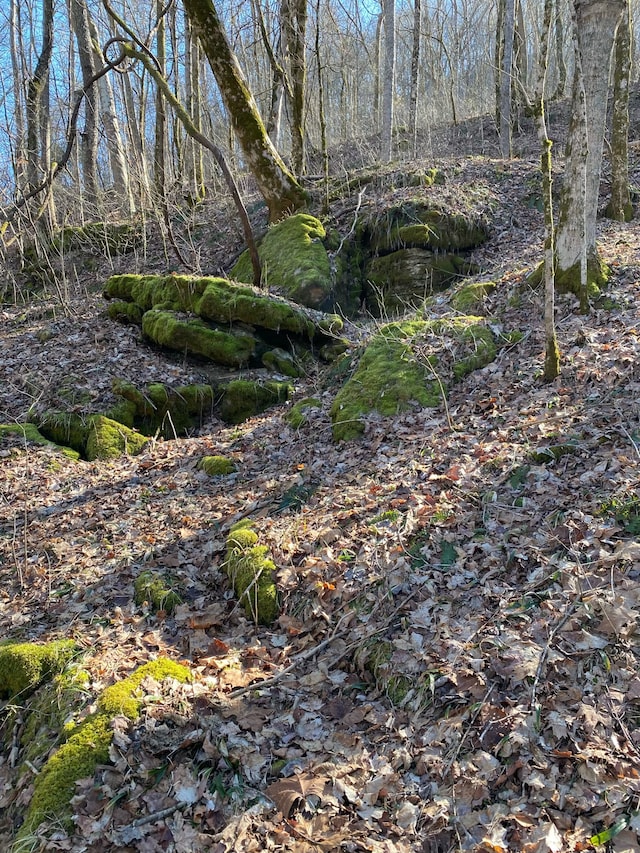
1,145,640,851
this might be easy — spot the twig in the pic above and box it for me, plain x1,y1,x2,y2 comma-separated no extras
530,595,581,709
443,684,495,776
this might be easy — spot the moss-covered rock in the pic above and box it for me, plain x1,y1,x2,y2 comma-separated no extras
142,309,256,367
219,380,293,425
262,347,304,377
107,300,144,325
231,213,332,309
103,273,206,312
198,455,237,476
286,397,322,429
15,659,191,844
51,222,142,256
85,415,149,461
0,423,79,460
330,317,497,441
224,526,279,624
0,640,77,699
109,380,215,438
133,570,182,613
35,410,147,460
196,277,317,339
365,250,476,316
366,203,489,254
451,281,497,313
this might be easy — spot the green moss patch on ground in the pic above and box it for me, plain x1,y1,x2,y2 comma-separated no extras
110,380,214,437
219,380,293,425
224,526,279,624
85,415,149,461
133,570,182,614
231,213,332,309
0,640,77,699
198,455,237,476
286,397,322,429
451,280,497,313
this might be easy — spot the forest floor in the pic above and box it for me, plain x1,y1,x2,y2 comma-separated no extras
2,104,640,853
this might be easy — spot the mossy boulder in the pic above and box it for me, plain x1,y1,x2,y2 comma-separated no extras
15,659,191,843
0,423,79,460
366,203,489,254
330,317,497,441
0,640,77,699
286,397,322,429
142,309,256,367
451,281,497,313
34,411,148,460
106,300,144,324
133,570,182,613
219,380,293,425
231,213,332,310
85,415,149,461
365,250,477,316
103,273,206,312
196,277,317,339
224,526,279,624
110,380,214,437
262,347,304,377
198,455,237,476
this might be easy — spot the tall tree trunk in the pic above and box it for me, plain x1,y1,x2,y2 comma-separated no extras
380,0,396,162
184,12,206,202
499,0,515,157
605,0,633,222
315,0,329,211
9,0,26,191
495,0,505,128
154,1,168,201
373,10,384,132
534,0,560,381
69,0,99,212
409,0,422,159
25,0,56,236
87,16,135,216
552,0,568,99
555,0,625,301
182,0,306,222
282,0,308,175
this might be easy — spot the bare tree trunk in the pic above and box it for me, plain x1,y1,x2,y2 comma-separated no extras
555,0,625,303
69,0,99,212
9,0,26,191
87,17,135,215
25,0,56,236
552,0,568,99
282,0,308,175
533,0,560,381
499,0,515,157
154,1,168,201
184,12,206,202
315,0,329,211
409,0,422,158
605,0,633,222
373,10,384,132
495,0,505,128
380,0,396,162
183,0,306,222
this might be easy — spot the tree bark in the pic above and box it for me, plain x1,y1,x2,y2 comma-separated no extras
282,0,308,175
499,0,515,157
69,0,99,210
605,0,633,222
409,0,422,159
555,0,625,300
380,0,396,162
182,0,306,222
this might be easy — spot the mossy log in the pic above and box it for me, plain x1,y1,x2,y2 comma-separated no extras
0,640,77,699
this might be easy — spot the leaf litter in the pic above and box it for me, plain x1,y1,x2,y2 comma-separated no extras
1,149,640,851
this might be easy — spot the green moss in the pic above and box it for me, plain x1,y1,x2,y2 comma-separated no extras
16,659,191,844
198,455,237,476
530,443,579,464
103,274,206,313
142,309,255,367
219,380,292,424
331,323,439,441
196,277,317,339
231,214,332,309
318,314,344,334
451,281,496,312
358,639,412,705
599,491,640,535
262,348,304,377
110,380,214,438
51,222,142,256
0,640,77,699
369,509,401,525
85,415,148,461
0,423,79,460
331,317,497,441
107,300,144,325
224,527,279,624
133,570,182,614
367,204,489,254
34,411,89,455
286,397,322,429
